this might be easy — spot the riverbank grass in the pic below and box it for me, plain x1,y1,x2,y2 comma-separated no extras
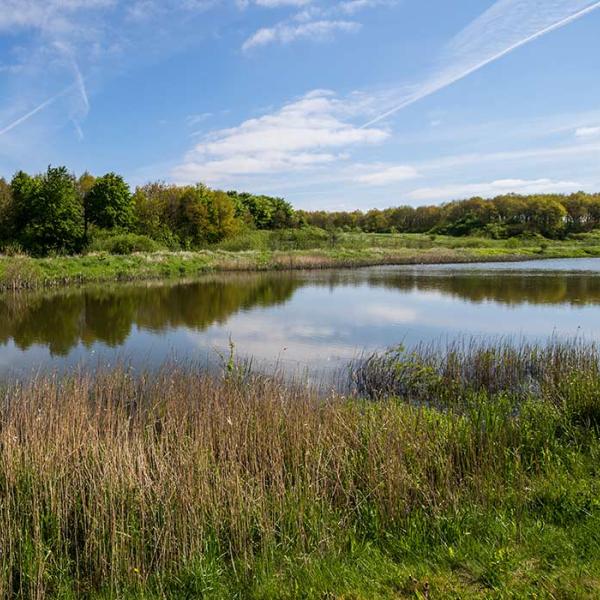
1,341,599,598
3,230,600,290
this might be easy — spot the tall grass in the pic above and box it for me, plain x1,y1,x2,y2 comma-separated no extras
0,342,599,597
351,338,600,406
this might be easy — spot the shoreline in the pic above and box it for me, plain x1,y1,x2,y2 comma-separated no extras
0,244,595,292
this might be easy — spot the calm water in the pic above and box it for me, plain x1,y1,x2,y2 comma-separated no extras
3,258,600,378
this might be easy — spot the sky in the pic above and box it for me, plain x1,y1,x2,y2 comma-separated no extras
0,0,599,210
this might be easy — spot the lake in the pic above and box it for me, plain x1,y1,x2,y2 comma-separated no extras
2,257,600,378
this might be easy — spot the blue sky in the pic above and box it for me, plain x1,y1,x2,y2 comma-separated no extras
0,0,599,210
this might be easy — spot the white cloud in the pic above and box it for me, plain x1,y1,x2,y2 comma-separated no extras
172,90,388,184
241,0,395,50
356,165,419,185
407,178,583,202
242,19,360,50
187,112,213,126
253,0,312,6
0,0,115,33
127,0,216,21
294,0,393,19
337,0,391,15
575,126,600,138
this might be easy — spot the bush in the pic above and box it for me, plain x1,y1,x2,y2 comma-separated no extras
266,226,331,250
214,229,271,251
88,232,162,255
214,227,331,252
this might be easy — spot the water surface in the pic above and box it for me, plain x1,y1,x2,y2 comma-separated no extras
2,258,600,377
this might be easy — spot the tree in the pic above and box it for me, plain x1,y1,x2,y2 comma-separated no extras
77,172,96,238
185,187,239,244
10,166,84,255
77,172,96,200
270,197,295,228
563,192,591,232
86,173,134,230
0,178,13,244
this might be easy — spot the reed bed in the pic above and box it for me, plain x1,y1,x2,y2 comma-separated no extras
0,343,599,598
351,338,600,404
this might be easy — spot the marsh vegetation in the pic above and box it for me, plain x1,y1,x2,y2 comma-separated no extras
0,340,598,598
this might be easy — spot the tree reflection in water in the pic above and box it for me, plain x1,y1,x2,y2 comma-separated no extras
0,267,600,356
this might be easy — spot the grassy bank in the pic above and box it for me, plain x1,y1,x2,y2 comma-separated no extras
1,341,599,598
2,230,600,290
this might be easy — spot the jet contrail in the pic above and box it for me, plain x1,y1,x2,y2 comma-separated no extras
362,0,600,128
0,91,66,137
0,80,81,138
72,62,89,114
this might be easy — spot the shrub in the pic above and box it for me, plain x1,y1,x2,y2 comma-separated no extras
215,229,271,251
88,232,161,255
266,226,330,250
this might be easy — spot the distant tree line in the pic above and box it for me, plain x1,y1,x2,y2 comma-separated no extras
0,166,296,255
1,165,599,256
298,192,600,239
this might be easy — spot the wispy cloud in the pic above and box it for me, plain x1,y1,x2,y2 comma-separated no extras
417,140,600,172
0,0,115,34
173,90,387,184
187,113,214,126
363,0,600,127
356,164,419,186
337,0,389,15
407,178,583,202
242,0,394,50
575,126,600,138
127,0,217,22
244,0,312,6
243,19,360,50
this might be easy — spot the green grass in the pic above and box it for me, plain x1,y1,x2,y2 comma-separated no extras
0,340,599,598
1,230,600,290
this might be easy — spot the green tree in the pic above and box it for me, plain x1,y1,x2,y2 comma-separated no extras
270,197,295,228
86,173,134,230
241,194,275,229
185,187,240,244
0,178,14,244
563,192,591,232
11,166,84,255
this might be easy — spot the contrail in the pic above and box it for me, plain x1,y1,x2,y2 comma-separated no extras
0,89,69,137
72,62,89,114
70,60,90,139
362,0,600,128
0,77,85,138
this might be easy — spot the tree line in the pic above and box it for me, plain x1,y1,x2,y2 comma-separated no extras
0,166,295,255
1,165,599,256
299,192,600,239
